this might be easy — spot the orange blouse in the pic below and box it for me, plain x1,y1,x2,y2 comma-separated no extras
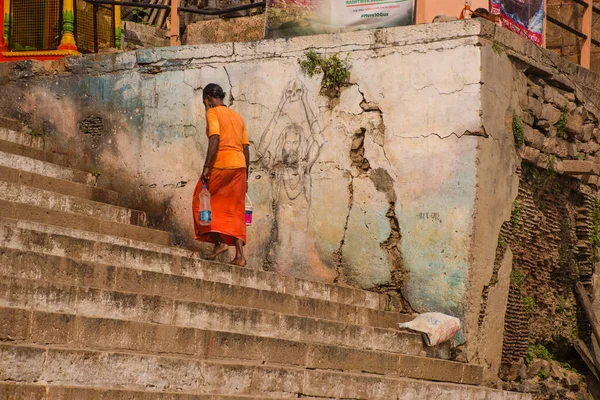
206,106,249,170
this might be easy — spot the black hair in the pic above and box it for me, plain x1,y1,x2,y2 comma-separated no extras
203,83,226,100
472,8,490,18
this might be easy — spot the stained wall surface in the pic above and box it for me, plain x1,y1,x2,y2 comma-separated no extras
4,19,600,377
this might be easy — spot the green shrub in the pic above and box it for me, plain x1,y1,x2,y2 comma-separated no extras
512,113,524,148
525,343,553,365
555,104,569,138
299,50,351,97
522,295,535,314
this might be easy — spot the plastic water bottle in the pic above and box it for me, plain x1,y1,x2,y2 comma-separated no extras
199,185,212,226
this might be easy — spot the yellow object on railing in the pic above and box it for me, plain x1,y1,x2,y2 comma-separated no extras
58,0,79,54
115,0,121,49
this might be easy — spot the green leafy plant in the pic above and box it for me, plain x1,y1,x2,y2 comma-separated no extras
497,234,506,250
562,362,577,373
492,42,504,55
22,126,43,137
298,49,351,97
590,198,600,255
538,368,548,379
555,104,569,138
511,201,523,232
523,163,537,182
556,295,566,314
130,6,149,23
511,269,525,296
548,155,557,171
522,295,536,314
525,343,553,365
512,113,524,148
91,165,102,180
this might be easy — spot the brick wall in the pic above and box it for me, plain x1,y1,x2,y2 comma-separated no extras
498,68,600,365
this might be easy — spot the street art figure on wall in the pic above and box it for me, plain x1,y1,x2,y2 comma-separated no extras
255,79,334,281
256,79,324,206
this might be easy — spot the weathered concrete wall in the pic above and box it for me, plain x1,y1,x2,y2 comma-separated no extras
0,21,491,312
467,42,522,381
184,15,265,45
3,19,599,379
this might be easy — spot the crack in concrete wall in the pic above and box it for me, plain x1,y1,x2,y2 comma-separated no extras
330,87,412,309
333,175,354,283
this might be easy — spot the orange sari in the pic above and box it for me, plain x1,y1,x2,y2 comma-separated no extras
192,169,246,245
192,106,248,245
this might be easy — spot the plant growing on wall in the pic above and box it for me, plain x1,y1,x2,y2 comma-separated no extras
497,234,506,250
510,201,523,232
492,42,504,55
511,269,525,294
555,104,569,138
298,50,351,97
589,198,600,258
548,155,557,171
525,343,553,365
522,295,535,314
130,7,149,23
512,113,524,148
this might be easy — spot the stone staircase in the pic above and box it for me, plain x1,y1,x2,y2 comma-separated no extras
0,117,530,399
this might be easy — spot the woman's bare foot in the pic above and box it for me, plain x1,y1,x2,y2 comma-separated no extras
229,257,247,267
207,242,228,260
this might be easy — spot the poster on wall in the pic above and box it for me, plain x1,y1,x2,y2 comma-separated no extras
265,0,415,39
491,0,545,45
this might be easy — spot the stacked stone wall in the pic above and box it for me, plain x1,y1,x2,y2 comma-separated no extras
491,67,600,397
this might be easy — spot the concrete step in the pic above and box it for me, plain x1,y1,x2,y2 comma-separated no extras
0,138,69,167
0,345,530,399
0,116,23,131
0,150,94,185
0,165,119,205
0,307,482,385
0,181,147,227
0,202,169,246
0,384,280,400
0,117,47,152
0,274,443,357
0,217,387,312
0,247,407,330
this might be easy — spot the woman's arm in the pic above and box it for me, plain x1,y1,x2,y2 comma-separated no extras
202,135,220,184
243,144,250,191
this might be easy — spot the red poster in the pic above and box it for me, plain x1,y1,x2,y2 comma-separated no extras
491,0,545,45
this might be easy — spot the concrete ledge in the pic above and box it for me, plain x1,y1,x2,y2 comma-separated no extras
0,151,94,185
0,166,119,205
0,275,433,356
0,247,406,330
0,139,68,166
0,346,528,398
0,306,481,385
0,201,168,246
0,217,387,312
0,181,146,226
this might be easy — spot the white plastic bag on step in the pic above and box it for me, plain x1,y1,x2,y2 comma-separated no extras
398,312,461,346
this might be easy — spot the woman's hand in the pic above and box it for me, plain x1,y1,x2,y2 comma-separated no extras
201,166,212,184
